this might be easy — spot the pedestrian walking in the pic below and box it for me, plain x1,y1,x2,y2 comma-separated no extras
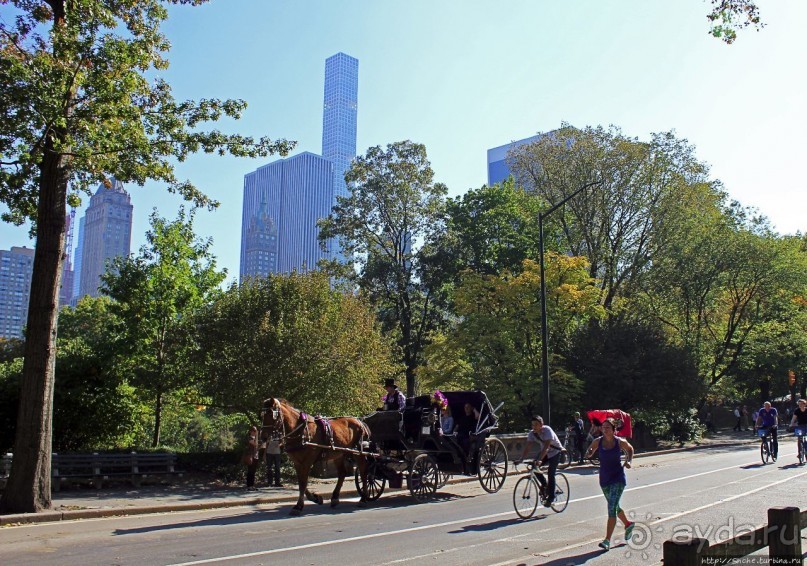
741,405,750,431
573,411,586,464
733,406,742,431
585,418,635,552
705,410,716,433
242,425,260,490
265,435,283,487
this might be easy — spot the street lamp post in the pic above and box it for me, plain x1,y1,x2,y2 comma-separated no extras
538,180,602,426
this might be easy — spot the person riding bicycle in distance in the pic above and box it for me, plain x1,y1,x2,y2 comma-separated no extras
789,398,807,458
515,415,563,507
755,401,779,460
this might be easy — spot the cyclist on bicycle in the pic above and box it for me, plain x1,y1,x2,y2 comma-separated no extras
755,401,779,460
790,399,807,459
515,415,563,507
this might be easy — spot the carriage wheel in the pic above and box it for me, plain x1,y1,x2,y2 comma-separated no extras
477,438,508,493
354,459,385,501
407,454,438,502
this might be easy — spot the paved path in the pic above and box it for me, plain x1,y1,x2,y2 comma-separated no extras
4,432,805,565
0,430,760,526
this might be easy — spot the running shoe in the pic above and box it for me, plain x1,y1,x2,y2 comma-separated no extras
598,540,610,551
625,522,635,541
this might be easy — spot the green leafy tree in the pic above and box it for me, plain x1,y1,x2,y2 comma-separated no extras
508,125,712,310
53,297,146,450
641,188,805,397
447,255,604,430
193,271,400,418
318,141,447,396
102,207,226,448
707,0,763,44
0,297,146,453
425,178,545,283
0,1,292,513
566,314,703,414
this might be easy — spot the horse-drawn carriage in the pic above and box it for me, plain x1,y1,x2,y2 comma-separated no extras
260,390,507,514
354,390,509,502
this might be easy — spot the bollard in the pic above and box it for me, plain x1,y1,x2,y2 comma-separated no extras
768,507,802,558
663,537,709,566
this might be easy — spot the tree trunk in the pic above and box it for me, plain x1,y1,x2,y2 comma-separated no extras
152,390,163,448
759,379,770,407
0,149,68,514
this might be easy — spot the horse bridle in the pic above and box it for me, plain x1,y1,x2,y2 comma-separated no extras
260,399,309,448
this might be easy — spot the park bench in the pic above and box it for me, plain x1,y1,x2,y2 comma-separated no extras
52,452,181,490
0,452,181,491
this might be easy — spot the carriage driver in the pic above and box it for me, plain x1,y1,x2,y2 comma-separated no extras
382,378,406,412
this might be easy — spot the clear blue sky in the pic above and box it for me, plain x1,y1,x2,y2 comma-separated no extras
1,0,805,283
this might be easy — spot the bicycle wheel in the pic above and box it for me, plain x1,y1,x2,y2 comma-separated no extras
550,473,570,513
557,449,571,470
760,439,770,464
799,437,806,465
513,475,540,519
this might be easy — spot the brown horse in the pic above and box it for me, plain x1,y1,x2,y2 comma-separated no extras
260,397,370,515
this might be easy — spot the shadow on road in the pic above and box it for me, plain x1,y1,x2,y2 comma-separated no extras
112,492,473,535
739,463,768,469
447,516,529,533
535,545,623,565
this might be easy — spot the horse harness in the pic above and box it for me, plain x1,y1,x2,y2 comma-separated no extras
262,401,336,453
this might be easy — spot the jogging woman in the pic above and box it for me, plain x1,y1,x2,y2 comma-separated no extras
585,418,635,551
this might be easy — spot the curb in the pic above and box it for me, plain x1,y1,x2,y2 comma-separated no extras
0,437,761,526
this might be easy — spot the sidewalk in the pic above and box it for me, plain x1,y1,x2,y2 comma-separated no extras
0,429,761,526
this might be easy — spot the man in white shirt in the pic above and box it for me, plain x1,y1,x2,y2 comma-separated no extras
516,415,563,506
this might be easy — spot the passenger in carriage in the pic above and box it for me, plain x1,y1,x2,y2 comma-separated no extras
439,405,456,436
457,402,483,462
382,378,406,412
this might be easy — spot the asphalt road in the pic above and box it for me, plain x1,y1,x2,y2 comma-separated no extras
1,444,806,566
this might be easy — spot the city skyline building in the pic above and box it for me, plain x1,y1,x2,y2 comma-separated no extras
322,52,359,199
71,215,85,303
59,212,74,307
240,53,358,280
486,133,544,187
77,179,133,299
0,246,35,339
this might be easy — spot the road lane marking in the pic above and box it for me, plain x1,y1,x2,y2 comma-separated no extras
486,464,807,566
167,455,789,566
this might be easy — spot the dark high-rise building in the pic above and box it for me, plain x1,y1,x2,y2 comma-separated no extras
240,53,358,280
77,179,133,299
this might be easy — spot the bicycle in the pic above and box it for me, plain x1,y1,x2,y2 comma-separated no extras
561,426,584,466
757,427,775,464
512,460,570,518
792,426,807,466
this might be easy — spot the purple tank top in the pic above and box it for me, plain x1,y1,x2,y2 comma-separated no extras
598,438,626,487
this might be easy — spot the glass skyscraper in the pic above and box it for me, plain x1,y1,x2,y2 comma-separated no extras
240,53,358,280
486,133,544,186
0,246,35,339
322,52,359,199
